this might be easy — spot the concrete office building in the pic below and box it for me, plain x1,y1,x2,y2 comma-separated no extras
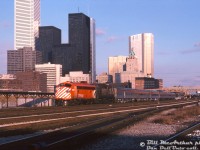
117,52,144,88
35,63,62,92
96,72,113,83
125,51,139,72
129,33,154,76
119,72,144,88
60,71,90,83
108,56,127,83
7,47,42,74
14,0,40,50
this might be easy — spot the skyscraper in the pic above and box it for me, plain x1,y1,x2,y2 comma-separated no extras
129,33,154,77
68,13,91,74
52,44,74,75
38,13,96,83
37,26,61,63
14,0,40,50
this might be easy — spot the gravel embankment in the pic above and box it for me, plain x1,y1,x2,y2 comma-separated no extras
81,109,198,150
82,123,177,150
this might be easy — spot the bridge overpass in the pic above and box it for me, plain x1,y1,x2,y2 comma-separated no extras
0,91,55,108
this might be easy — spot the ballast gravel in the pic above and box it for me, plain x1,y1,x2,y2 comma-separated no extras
81,109,196,150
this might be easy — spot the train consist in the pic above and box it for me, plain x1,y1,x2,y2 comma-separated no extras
55,82,178,105
115,88,176,102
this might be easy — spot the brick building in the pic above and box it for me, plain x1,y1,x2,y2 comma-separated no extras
0,71,47,92
16,71,47,92
0,74,22,91
135,77,162,89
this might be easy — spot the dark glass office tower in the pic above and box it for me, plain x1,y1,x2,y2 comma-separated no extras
52,44,74,75
37,26,61,63
37,13,96,82
68,13,91,74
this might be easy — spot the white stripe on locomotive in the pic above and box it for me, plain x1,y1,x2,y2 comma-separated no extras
56,87,71,99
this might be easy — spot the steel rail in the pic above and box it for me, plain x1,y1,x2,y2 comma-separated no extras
0,100,197,128
0,100,198,150
0,109,155,149
0,100,196,120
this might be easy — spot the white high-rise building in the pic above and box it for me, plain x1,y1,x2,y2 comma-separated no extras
129,33,154,77
35,63,62,93
90,18,96,83
14,0,40,50
108,56,127,83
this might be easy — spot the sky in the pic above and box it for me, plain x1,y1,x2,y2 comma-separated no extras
0,0,200,87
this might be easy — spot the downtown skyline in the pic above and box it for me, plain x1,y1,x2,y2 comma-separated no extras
0,0,200,87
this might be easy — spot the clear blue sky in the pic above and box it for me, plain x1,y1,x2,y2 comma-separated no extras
0,0,200,87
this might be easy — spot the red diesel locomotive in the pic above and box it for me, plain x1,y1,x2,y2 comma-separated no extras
55,82,96,105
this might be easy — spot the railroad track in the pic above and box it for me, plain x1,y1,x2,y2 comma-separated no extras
0,108,157,150
44,109,158,150
0,100,197,130
0,100,198,150
0,100,197,121
0,99,197,118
